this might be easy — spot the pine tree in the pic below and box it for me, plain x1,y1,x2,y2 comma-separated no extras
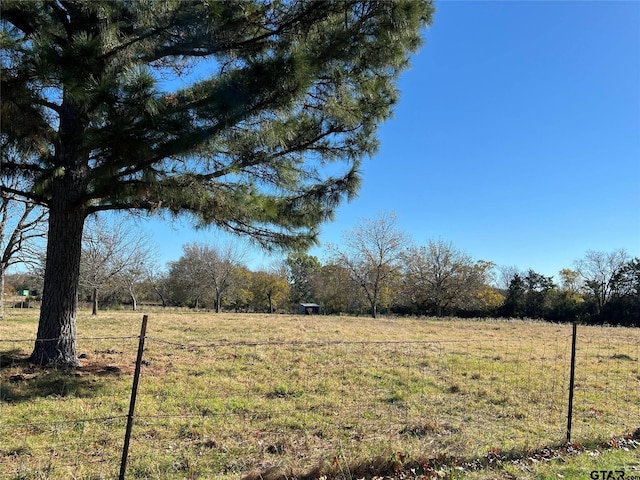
1,0,433,366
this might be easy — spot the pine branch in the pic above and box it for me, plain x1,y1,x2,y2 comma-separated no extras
0,184,48,207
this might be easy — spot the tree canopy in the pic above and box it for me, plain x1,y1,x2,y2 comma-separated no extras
1,0,434,365
2,0,433,246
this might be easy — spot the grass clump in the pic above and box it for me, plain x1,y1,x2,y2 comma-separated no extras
268,384,304,399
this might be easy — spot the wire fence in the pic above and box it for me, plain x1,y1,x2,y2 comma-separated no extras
1,319,638,479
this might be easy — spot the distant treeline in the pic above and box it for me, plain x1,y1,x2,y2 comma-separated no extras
6,242,638,327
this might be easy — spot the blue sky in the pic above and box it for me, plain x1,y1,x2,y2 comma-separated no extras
143,1,640,279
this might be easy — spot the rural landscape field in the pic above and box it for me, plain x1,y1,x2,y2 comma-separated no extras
1,308,639,480
3,3,638,480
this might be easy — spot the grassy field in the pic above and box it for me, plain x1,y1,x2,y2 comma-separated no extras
1,308,639,480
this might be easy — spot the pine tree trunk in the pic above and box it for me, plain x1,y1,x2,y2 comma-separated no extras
31,204,85,367
29,91,90,367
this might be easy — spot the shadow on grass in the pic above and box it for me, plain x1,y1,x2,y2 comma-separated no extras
240,431,640,480
0,349,126,404
0,349,26,368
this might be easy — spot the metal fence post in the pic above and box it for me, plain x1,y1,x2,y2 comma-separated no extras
119,315,148,480
566,321,577,443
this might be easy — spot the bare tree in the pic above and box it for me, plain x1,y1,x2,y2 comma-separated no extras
575,249,630,315
402,239,487,317
329,212,408,318
497,265,523,292
168,242,246,312
168,246,210,309
116,244,156,311
0,177,47,319
207,243,246,313
146,265,172,308
79,217,154,314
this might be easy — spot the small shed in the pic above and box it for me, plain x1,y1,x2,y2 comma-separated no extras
299,303,320,315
